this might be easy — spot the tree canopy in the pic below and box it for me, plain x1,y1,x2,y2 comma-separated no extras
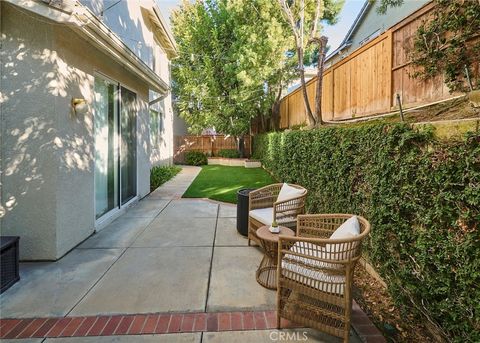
171,0,294,136
278,0,343,126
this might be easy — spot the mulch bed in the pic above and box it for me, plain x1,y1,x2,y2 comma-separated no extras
353,265,435,342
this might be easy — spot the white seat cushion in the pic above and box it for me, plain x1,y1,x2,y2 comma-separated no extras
284,241,341,269
283,241,345,294
249,207,274,226
277,183,305,203
281,259,345,295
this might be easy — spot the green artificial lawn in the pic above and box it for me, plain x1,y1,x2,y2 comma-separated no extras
183,165,276,204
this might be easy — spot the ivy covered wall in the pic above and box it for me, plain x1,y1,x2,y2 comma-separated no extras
253,123,479,341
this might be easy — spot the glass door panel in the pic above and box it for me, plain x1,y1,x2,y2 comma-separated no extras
120,86,137,205
94,77,119,219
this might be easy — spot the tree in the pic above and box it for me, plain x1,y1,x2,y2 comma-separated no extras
171,0,294,153
278,0,342,127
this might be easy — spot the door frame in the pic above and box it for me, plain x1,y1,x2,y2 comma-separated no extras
119,84,139,206
93,72,139,230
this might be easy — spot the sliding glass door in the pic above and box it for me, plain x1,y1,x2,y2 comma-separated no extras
94,77,137,221
120,86,137,205
94,77,119,219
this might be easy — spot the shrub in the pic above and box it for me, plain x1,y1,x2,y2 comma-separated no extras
184,151,208,165
253,124,480,342
217,149,240,158
150,165,181,192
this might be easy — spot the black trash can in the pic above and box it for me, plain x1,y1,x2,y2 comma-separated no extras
237,188,255,236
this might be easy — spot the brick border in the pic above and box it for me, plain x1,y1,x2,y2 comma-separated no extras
0,306,385,342
352,301,386,343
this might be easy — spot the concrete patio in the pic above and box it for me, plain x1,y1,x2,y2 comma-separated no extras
0,166,364,342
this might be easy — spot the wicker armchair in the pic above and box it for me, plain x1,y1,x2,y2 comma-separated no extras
248,183,307,246
276,214,371,342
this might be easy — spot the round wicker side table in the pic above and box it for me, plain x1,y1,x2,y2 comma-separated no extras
256,225,295,290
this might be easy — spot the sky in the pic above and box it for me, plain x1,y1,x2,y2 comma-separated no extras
156,0,366,53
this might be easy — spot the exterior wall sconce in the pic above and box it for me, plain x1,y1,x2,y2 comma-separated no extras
72,98,88,115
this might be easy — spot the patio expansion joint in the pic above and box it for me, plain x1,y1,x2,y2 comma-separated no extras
62,198,175,318
203,203,221,312
63,247,129,318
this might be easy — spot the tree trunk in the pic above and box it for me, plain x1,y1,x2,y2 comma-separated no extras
297,47,316,127
237,135,245,158
271,101,281,130
312,36,328,125
271,83,283,130
259,113,266,133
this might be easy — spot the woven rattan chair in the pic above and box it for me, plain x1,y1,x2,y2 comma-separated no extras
248,183,307,246
277,214,371,342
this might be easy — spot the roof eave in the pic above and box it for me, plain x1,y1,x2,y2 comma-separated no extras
325,0,370,61
6,0,169,94
150,6,178,59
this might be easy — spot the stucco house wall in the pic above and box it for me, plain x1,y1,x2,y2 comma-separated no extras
1,5,58,259
51,24,152,258
82,0,175,167
0,0,176,260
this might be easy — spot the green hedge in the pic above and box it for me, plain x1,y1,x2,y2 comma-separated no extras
253,123,479,342
150,165,181,192
185,151,208,165
217,149,240,158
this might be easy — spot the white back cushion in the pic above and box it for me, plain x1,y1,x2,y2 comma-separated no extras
277,183,305,203
326,216,361,260
330,216,360,239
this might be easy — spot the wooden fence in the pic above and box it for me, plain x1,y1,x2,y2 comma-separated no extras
278,2,469,127
173,135,251,163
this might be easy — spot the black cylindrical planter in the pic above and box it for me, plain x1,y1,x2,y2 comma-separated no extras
237,188,255,236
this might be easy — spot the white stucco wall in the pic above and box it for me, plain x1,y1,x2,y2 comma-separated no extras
1,2,155,260
80,0,157,70
80,0,175,168
1,3,58,260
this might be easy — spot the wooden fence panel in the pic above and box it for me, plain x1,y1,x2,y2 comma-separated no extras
287,86,305,127
333,61,351,119
274,2,475,129
322,70,334,120
280,96,289,128
174,135,251,163
391,6,452,107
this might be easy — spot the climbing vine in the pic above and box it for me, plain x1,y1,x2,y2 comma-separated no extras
409,0,480,92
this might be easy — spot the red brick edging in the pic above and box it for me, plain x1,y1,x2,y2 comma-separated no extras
1,305,384,342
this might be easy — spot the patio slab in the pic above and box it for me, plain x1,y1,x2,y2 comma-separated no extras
79,216,154,249
0,166,366,343
159,199,218,218
70,247,212,316
203,329,360,343
0,248,123,318
45,333,201,342
218,204,236,218
215,218,247,246
132,217,216,247
123,199,170,218
207,247,275,312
